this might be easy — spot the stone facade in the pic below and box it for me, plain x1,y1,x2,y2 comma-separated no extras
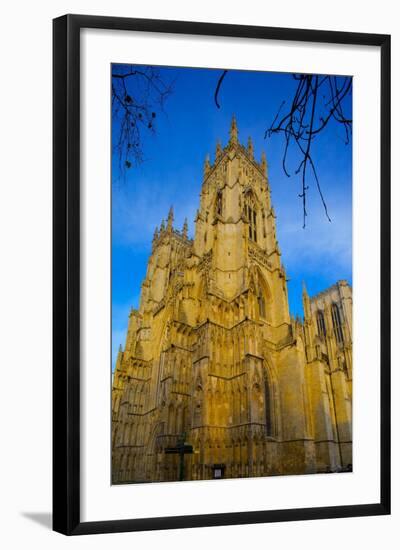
111,117,352,483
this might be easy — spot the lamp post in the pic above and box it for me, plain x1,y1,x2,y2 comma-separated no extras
165,433,194,481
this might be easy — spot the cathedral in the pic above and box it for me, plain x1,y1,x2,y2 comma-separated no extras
111,117,352,483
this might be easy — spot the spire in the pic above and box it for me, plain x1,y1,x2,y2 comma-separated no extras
261,150,268,176
182,218,188,238
215,139,222,159
160,218,165,231
247,136,254,159
204,154,211,177
229,115,238,145
167,206,174,229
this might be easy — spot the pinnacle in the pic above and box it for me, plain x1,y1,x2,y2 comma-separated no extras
167,206,174,229
215,140,222,158
182,218,188,238
247,136,254,158
261,150,268,175
229,114,238,144
204,153,211,177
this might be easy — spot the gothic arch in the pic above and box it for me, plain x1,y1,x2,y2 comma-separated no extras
261,351,281,439
255,266,272,302
243,188,260,242
243,186,260,207
214,188,223,217
331,302,344,344
143,421,165,482
252,266,272,323
158,319,172,355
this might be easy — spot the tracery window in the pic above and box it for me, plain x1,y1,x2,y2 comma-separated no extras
258,290,266,319
245,193,257,242
317,310,326,339
331,303,344,345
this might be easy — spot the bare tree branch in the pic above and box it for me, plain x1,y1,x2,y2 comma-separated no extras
112,65,174,180
214,70,228,109
266,74,352,227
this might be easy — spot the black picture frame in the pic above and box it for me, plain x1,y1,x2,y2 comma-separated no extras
53,14,391,535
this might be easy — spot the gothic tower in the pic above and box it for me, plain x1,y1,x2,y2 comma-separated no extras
112,117,352,483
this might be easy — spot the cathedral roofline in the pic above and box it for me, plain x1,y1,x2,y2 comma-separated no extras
309,279,352,303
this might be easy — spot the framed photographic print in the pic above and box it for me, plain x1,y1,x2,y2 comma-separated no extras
53,14,391,535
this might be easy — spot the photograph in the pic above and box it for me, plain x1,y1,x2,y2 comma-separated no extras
110,64,353,484
0,1,393,544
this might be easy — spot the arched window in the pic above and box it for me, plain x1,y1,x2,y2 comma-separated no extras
216,190,223,216
251,209,257,242
258,290,266,319
331,303,344,345
244,194,258,242
317,310,326,339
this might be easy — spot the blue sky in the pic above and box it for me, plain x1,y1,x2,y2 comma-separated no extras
112,66,352,369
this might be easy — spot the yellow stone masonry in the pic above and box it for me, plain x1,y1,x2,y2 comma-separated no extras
112,117,352,483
